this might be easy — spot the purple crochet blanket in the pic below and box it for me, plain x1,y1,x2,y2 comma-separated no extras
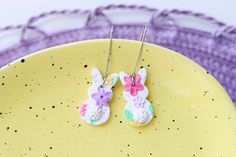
0,5,235,104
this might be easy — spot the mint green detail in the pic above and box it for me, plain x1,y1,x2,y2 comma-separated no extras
112,76,119,85
90,119,96,124
125,110,133,121
148,104,154,114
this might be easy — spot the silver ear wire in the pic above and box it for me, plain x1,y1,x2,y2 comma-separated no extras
132,24,147,78
103,25,114,84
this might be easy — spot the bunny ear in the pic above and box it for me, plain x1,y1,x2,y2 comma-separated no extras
137,68,147,85
91,68,103,85
119,71,129,85
105,73,119,87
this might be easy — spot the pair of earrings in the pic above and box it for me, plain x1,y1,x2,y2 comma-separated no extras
80,25,153,127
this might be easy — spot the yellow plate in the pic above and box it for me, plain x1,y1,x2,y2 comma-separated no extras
0,39,236,157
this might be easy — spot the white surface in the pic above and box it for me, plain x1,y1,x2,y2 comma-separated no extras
0,0,236,27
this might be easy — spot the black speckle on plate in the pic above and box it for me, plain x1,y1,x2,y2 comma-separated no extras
21,59,25,63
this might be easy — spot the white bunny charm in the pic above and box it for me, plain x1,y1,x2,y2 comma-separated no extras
119,68,153,126
119,25,153,126
80,68,119,125
80,26,118,125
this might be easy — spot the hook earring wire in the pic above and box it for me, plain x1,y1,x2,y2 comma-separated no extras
131,24,148,84
103,25,114,84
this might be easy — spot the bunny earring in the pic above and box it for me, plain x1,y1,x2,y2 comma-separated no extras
80,26,119,125
119,25,153,127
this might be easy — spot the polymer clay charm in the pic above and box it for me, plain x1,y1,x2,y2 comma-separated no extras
80,26,118,125
80,68,119,125
119,68,153,126
119,25,153,126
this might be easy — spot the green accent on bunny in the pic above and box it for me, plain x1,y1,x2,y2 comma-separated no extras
90,119,96,124
112,76,119,85
125,110,133,121
148,104,154,114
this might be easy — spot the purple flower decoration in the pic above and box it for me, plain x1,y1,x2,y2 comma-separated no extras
92,86,112,107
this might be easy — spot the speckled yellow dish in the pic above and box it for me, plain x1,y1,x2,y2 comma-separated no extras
0,39,236,157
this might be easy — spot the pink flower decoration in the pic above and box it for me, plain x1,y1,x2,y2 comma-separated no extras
124,74,144,96
80,104,87,116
